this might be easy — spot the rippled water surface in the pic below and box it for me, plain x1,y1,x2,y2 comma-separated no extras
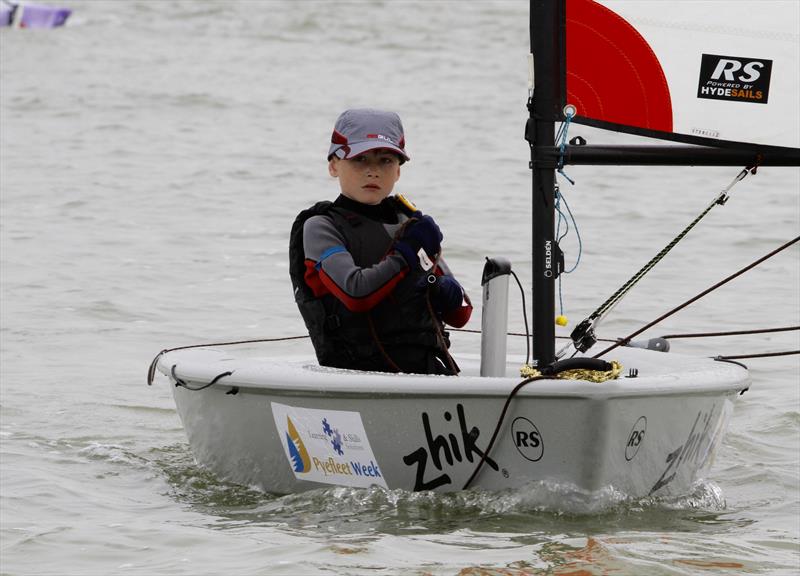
1,1,799,575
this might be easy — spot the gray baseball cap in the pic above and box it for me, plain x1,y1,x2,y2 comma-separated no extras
327,108,410,163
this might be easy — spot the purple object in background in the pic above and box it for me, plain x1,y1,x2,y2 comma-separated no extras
0,2,16,25
0,2,71,28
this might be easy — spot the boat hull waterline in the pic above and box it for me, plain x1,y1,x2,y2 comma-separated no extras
156,347,747,499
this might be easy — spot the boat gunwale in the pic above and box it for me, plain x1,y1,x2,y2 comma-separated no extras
158,348,750,400
170,382,747,401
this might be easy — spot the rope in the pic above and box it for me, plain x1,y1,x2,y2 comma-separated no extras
555,187,582,274
146,335,309,386
509,270,531,367
367,315,404,373
555,184,582,320
555,109,576,185
661,326,799,339
593,235,800,359
388,216,460,375
520,360,622,382
462,375,544,489
716,350,800,360
450,327,618,343
170,364,232,391
588,166,753,324
424,254,461,376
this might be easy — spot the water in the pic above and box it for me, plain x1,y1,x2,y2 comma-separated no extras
1,1,798,574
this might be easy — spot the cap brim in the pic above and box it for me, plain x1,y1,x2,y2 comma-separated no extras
329,140,410,162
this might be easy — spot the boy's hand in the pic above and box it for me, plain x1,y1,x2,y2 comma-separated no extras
394,214,443,270
429,275,464,313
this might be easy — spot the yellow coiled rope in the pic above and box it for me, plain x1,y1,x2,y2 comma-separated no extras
520,360,622,382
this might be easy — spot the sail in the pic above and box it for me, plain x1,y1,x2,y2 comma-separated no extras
563,0,800,151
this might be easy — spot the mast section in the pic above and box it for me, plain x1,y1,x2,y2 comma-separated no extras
527,0,563,367
524,0,798,367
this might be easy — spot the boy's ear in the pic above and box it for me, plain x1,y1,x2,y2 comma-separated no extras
328,158,339,178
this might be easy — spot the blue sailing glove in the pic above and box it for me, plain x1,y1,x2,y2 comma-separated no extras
430,275,464,313
394,213,443,270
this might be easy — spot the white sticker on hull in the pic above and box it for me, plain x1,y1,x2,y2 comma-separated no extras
270,402,387,489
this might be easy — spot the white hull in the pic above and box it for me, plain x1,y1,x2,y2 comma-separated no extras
157,347,747,498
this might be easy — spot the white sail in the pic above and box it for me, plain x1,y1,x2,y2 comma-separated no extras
566,0,800,150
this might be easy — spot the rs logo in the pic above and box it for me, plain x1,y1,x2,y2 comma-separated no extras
710,58,765,83
625,416,647,461
512,417,543,462
628,430,645,447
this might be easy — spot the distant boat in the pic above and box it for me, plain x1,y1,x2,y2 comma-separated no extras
1,1,71,28
150,0,799,501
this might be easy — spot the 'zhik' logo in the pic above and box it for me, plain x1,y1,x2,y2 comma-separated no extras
286,417,311,473
697,54,772,104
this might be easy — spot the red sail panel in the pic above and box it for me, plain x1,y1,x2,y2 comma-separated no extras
566,0,672,132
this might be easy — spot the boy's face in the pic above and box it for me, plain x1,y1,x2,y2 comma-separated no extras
328,150,401,205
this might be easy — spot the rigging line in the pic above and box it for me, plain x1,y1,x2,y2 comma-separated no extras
170,364,233,391
588,165,753,323
462,375,545,490
555,185,583,319
661,326,799,339
462,358,616,489
424,292,460,376
426,253,461,376
556,197,570,242
716,350,800,360
147,335,310,386
555,108,576,185
509,270,531,366
449,328,618,343
367,314,403,374
555,188,582,273
593,235,800,359
555,185,567,317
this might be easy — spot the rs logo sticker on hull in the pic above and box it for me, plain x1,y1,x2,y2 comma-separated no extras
625,416,647,461
512,417,543,462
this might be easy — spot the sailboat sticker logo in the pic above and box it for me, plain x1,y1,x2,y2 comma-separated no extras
697,54,772,104
285,416,311,473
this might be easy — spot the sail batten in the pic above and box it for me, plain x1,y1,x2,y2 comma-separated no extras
563,0,800,152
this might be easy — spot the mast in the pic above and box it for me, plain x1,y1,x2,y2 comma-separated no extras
527,0,563,367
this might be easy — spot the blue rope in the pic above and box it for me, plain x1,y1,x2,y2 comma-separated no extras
555,185,583,317
556,190,582,273
556,112,576,185
554,108,579,318
555,188,568,315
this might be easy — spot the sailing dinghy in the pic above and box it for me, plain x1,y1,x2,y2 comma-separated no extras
151,0,799,499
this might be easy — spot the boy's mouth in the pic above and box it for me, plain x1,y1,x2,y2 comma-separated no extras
363,184,381,190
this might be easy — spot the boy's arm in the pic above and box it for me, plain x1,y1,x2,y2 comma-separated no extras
303,215,408,312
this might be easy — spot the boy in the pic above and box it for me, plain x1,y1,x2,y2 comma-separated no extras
289,108,472,375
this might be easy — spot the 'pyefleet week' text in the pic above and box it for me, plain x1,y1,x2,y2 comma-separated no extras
312,457,382,478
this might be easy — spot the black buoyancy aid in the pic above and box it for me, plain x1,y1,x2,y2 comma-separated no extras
289,198,451,374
